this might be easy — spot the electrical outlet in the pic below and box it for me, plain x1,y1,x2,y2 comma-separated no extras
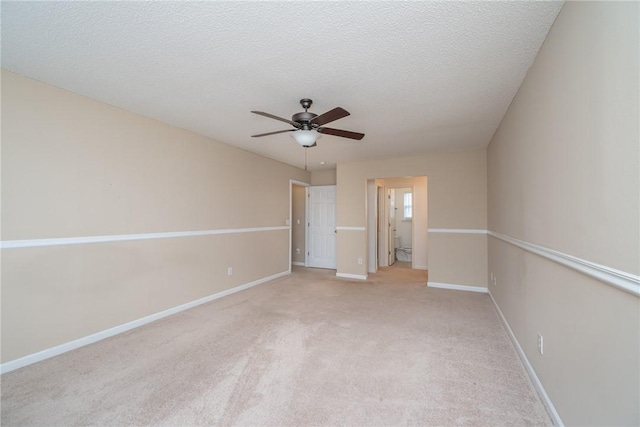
537,333,544,355
296,248,300,254
227,267,233,276
490,272,494,282
357,258,363,265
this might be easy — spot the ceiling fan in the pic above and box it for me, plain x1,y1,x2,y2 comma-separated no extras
251,99,365,148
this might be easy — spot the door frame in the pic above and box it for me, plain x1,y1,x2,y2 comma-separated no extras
367,176,427,272
289,179,310,273
374,183,416,269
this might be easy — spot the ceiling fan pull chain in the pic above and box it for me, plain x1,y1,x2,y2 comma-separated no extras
304,147,308,171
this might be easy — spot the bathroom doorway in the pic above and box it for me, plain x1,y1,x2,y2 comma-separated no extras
392,187,413,267
367,177,427,273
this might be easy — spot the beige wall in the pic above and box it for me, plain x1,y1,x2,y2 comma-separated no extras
337,149,487,285
487,2,639,425
291,184,306,264
310,169,336,186
1,70,310,362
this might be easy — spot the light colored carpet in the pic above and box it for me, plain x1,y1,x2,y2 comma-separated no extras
1,267,551,426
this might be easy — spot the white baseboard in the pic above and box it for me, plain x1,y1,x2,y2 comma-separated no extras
488,292,564,426
0,271,290,375
413,264,428,270
291,262,305,266
336,272,368,280
427,281,488,293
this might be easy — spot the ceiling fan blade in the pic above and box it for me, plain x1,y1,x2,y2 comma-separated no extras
310,107,350,126
251,111,301,128
251,129,296,137
317,127,365,140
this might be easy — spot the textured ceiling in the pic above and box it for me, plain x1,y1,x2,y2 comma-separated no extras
2,1,563,171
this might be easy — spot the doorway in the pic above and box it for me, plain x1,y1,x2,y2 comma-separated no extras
384,187,413,267
368,177,427,272
393,187,413,267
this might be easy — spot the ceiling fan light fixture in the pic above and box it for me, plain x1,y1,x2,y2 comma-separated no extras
291,129,321,147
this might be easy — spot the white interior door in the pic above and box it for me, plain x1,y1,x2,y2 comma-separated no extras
388,188,396,265
307,185,336,269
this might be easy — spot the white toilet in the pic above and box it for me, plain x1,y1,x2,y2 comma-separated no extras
394,236,412,262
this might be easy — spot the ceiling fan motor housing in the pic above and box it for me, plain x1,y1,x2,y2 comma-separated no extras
293,98,317,129
292,111,318,129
